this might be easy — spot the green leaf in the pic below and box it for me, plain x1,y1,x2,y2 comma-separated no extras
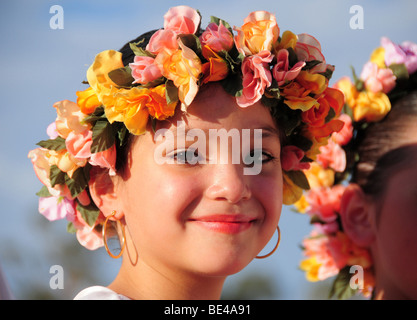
129,40,155,58
285,170,310,190
389,63,409,80
36,185,52,197
49,165,66,187
81,107,106,125
165,80,179,105
178,34,202,55
91,120,115,153
320,65,335,80
329,266,357,300
303,60,322,71
324,106,336,123
77,203,100,227
67,222,77,234
108,66,135,88
220,72,243,97
36,136,66,151
209,16,233,33
65,167,88,198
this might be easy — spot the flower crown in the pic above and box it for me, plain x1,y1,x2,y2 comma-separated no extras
296,37,417,299
29,6,343,250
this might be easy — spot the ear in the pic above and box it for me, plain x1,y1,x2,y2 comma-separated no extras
88,167,124,220
340,183,375,247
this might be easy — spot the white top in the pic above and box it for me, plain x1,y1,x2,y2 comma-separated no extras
74,286,130,300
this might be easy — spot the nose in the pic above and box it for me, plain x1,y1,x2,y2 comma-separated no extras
204,163,252,204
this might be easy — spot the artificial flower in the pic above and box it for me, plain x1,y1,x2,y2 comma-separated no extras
201,45,229,84
316,139,346,172
331,114,353,146
304,162,335,189
200,22,234,53
281,145,310,171
54,100,91,139
305,185,346,223
76,87,102,115
382,37,417,74
130,56,163,85
360,62,396,94
147,84,178,120
273,30,297,52
295,33,329,74
146,29,179,54
163,5,201,35
39,196,75,221
234,11,279,56
272,49,305,86
237,50,273,107
282,172,303,205
65,129,93,161
89,144,117,176
352,90,391,122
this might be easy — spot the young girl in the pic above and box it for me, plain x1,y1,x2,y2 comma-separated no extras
29,5,343,299
297,37,417,299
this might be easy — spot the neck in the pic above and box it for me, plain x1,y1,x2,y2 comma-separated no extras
108,257,226,300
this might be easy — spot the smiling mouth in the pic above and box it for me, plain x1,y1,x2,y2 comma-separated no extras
188,214,257,234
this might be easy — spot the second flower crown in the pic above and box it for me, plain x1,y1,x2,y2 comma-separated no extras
29,5,343,249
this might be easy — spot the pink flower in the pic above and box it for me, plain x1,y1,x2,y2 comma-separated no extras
382,37,417,74
200,22,234,53
360,62,396,94
331,114,353,146
71,210,104,250
65,129,93,160
305,185,346,223
295,33,333,74
236,50,273,107
46,122,59,139
53,100,90,139
272,49,305,86
163,5,201,35
146,29,178,54
129,56,163,84
39,196,75,221
317,138,346,172
281,145,311,171
89,144,117,176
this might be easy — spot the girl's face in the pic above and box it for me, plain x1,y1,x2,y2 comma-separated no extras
371,141,417,299
117,84,283,277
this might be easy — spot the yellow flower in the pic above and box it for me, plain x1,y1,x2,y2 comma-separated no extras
370,47,386,69
353,90,391,122
282,173,303,205
300,257,321,282
86,50,124,105
304,162,335,189
293,195,309,213
274,30,297,53
334,76,358,111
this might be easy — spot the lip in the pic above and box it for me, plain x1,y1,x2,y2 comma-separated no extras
188,214,257,234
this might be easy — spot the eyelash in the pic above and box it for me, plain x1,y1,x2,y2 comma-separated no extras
169,149,276,165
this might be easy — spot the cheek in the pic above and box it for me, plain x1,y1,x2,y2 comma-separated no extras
253,173,283,224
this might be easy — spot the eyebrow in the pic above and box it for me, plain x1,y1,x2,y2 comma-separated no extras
169,124,281,139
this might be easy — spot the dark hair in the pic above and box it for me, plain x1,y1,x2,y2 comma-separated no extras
113,30,289,174
351,91,417,197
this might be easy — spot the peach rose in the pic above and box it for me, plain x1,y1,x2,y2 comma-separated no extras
234,11,279,56
295,33,330,74
146,29,179,54
332,114,353,146
65,129,93,161
163,5,201,35
305,185,346,223
89,144,117,176
53,100,91,139
360,62,396,94
236,50,273,107
316,138,346,172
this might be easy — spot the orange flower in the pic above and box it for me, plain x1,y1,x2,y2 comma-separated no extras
147,85,178,120
234,10,280,56
111,87,151,135
273,30,297,53
201,45,229,84
76,87,101,114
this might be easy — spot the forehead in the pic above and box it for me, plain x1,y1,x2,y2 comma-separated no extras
163,83,278,132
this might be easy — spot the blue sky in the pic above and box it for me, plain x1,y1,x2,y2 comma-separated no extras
1,0,416,299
